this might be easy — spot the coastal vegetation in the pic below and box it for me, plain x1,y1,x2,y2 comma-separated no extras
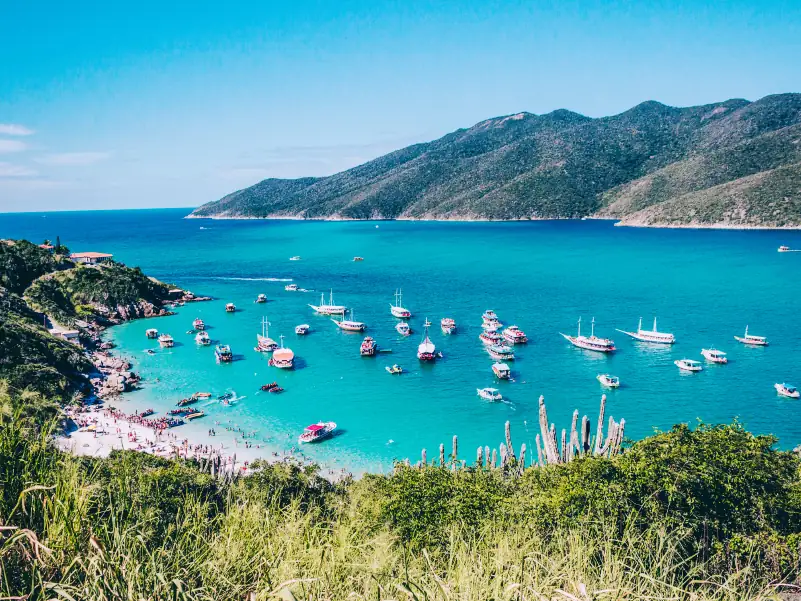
191,93,801,228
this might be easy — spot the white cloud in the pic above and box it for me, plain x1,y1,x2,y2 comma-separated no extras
0,162,37,177
0,139,27,153
0,124,34,136
35,151,111,166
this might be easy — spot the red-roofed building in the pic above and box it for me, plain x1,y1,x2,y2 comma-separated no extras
70,251,114,265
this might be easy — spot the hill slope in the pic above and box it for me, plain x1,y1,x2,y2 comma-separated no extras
191,94,801,226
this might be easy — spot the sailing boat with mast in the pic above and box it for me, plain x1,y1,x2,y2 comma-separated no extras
390,289,411,318
255,317,278,352
616,317,675,344
332,309,367,332
417,318,437,361
560,317,615,353
308,290,347,315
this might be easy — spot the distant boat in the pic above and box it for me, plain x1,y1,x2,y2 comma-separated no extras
195,331,211,345
734,326,768,346
503,325,528,344
487,344,515,361
386,364,403,375
225,303,236,313
360,336,378,356
417,319,437,361
294,324,310,335
215,344,233,363
298,421,336,443
701,348,728,364
778,246,792,252
492,362,511,380
256,317,278,352
441,317,456,334
285,284,299,291
616,317,675,344
675,358,702,372
146,328,159,339
597,374,620,388
268,335,294,369
353,256,364,261
775,383,800,398
192,318,205,331
255,293,267,303
332,309,367,332
158,334,174,348
390,289,412,318
290,256,301,261
396,321,411,336
309,290,347,315
561,317,615,353
477,387,503,401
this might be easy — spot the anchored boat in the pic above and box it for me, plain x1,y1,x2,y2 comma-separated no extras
158,333,174,348
616,317,675,344
360,336,378,356
487,344,515,361
477,387,503,401
492,362,511,380
195,331,211,345
295,324,310,335
298,422,337,444
215,344,233,363
386,364,403,375
332,309,366,332
701,348,728,364
256,317,278,352
479,330,502,345
255,293,267,303
390,289,412,318
146,328,159,339
597,374,620,388
441,317,456,334
192,318,205,331
268,335,295,369
309,290,347,315
561,317,615,353
503,325,528,344
396,321,411,336
675,358,702,372
417,319,437,361
735,326,768,346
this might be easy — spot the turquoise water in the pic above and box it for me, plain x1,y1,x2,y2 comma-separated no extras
3,208,801,472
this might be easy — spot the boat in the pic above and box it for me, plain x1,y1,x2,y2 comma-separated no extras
385,364,403,375
481,322,502,332
390,289,412,318
778,246,791,252
217,392,233,401
225,303,236,313
146,349,156,355
169,408,193,416
701,348,728,364
309,290,347,315
192,318,205,331
441,318,456,334
487,344,515,361
477,387,503,401
256,317,278,352
502,325,528,344
176,397,198,407
158,334,174,348
560,317,615,353
260,382,284,393
616,317,675,344
298,421,337,444
360,336,378,356
353,256,364,261
482,310,499,323
597,374,620,388
195,331,211,345
185,411,205,421
289,256,301,261
332,309,366,332
492,362,511,379
215,344,233,363
295,324,310,335
285,284,299,291
675,358,703,372
268,335,294,369
775,383,800,398
734,326,768,346
146,328,158,339
255,293,267,303
479,330,502,345
193,392,212,399
417,319,437,361
396,321,411,336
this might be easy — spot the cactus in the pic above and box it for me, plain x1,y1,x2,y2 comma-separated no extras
581,415,590,455
476,446,483,467
594,394,607,455
505,421,516,463
491,448,498,469
535,434,544,467
500,443,507,468
421,448,427,466
519,443,527,473
439,443,445,466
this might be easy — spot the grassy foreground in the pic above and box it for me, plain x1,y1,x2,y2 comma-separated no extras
2,385,801,600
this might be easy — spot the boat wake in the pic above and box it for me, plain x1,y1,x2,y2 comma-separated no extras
213,277,294,282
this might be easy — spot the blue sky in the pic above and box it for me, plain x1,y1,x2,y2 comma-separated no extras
1,0,799,212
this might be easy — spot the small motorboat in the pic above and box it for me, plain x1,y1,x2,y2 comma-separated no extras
701,348,728,364
487,344,515,361
260,382,284,393
298,421,336,444
675,358,703,372
734,326,768,346
195,331,211,345
778,246,791,252
289,256,301,261
441,318,456,334
225,303,236,313
285,284,299,291
192,318,205,331
597,374,620,388
482,310,499,323
477,387,503,401
396,321,411,336
360,336,378,356
386,364,403,375
492,362,511,380
295,324,310,335
146,349,156,355
775,383,800,398
255,293,267,303
217,392,233,401
215,344,233,363
146,328,159,339
158,334,174,348
503,325,528,344
353,256,364,261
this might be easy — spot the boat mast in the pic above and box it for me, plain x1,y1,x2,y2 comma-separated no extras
638,317,642,332
653,317,658,332
329,289,333,306
577,316,582,338
279,334,285,348
591,317,595,338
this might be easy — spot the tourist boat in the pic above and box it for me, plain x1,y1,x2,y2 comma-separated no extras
195,331,211,345
492,362,511,380
360,336,378,356
477,387,503,401
597,374,620,388
268,335,294,369
309,290,347,315
285,284,299,291
256,317,278,352
701,348,728,364
332,309,366,332
225,303,236,313
481,321,502,331
479,330,502,345
385,364,403,375
561,317,615,353
146,328,158,339
295,324,310,335
396,321,411,336
185,411,205,421
775,383,800,398
778,246,791,252
390,289,412,318
441,318,456,334
289,256,301,261
503,325,528,344
675,358,703,372
169,408,193,416
261,382,284,393
734,326,768,346
215,344,233,363
193,392,212,399
487,344,515,361
482,310,499,323
616,317,675,344
176,397,198,407
353,256,364,261
417,319,437,361
298,421,337,444
158,334,174,348
192,318,205,331
255,293,267,303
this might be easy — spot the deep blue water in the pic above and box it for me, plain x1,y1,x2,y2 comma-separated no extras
3,208,801,472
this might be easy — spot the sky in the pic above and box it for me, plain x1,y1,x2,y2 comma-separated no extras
1,0,799,213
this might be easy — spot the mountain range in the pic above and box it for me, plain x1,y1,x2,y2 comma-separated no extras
190,93,801,227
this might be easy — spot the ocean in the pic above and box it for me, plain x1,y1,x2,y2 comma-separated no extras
3,208,801,473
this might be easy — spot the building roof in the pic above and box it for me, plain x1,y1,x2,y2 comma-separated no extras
71,252,113,259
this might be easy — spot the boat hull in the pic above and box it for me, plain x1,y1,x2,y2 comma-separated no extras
561,333,615,353
616,330,675,344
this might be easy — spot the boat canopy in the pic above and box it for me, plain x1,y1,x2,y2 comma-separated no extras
273,348,294,360
306,424,324,431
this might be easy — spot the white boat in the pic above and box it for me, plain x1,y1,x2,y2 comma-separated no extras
477,387,503,401
225,303,236,313
487,344,515,361
482,310,498,323
701,348,728,364
295,324,310,335
561,317,615,353
778,246,791,252
775,383,800,398
195,331,211,345
479,330,502,345
255,293,267,303
298,421,336,443
285,284,299,291
492,362,511,379
396,321,411,336
481,321,502,332
289,256,301,261
385,364,403,375
192,318,205,331
256,317,278,352
214,344,233,363
597,374,620,388
503,325,528,344
332,309,366,332
359,336,378,356
441,317,456,334
146,328,159,339
309,290,347,315
675,358,703,372
158,334,174,347
616,317,675,344
734,326,768,346
417,319,437,361
390,289,411,318
268,336,294,369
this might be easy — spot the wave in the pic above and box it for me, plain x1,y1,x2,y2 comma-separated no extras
211,277,294,282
